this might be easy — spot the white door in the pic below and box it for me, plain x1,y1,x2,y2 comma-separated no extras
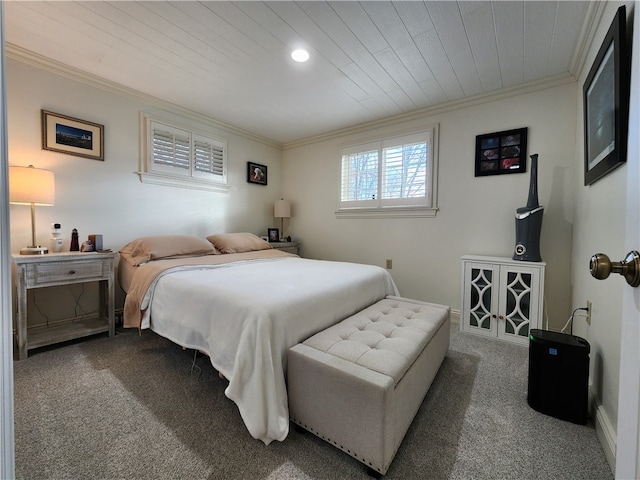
615,5,640,478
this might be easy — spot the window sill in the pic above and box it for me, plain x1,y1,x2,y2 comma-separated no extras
137,171,229,193
335,206,438,219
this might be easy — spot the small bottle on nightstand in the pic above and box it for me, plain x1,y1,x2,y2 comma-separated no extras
50,223,63,253
70,228,80,251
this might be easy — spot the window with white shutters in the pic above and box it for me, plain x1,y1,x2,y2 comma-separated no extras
150,123,191,175
338,127,438,218
192,134,225,180
139,115,228,192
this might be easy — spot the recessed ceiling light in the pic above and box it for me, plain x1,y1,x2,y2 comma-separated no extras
291,49,310,63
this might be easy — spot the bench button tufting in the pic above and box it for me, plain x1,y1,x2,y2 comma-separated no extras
289,296,450,476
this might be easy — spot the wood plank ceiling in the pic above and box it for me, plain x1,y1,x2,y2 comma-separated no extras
4,1,593,144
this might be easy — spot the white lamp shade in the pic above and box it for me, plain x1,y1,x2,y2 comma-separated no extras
274,199,291,218
9,165,55,205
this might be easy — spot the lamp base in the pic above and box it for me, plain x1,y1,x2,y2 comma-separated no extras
20,246,48,255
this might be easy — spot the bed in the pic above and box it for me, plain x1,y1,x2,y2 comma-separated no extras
118,233,399,445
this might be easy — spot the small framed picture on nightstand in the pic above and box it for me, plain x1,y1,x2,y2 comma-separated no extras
268,228,279,242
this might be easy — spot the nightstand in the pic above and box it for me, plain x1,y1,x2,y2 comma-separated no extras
12,251,116,360
271,241,300,255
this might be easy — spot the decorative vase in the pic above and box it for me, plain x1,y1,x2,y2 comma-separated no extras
513,154,544,262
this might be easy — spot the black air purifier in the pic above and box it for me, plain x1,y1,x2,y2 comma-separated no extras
527,329,590,425
513,154,544,262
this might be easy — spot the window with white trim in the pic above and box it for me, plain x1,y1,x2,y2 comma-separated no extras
139,116,228,192
338,128,438,217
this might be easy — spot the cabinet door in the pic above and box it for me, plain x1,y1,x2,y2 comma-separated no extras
462,262,499,337
497,265,540,344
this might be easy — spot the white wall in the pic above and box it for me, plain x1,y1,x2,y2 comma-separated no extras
570,1,634,470
7,57,284,317
283,81,577,330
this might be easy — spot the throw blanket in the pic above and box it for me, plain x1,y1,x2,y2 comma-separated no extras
123,249,292,328
123,252,399,444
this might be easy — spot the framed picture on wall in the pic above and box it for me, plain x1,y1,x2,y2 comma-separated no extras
583,6,629,186
42,110,104,161
475,127,527,177
247,162,267,185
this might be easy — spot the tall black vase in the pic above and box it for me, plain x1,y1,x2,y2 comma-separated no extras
513,154,544,262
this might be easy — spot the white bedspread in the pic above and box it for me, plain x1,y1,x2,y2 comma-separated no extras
139,256,398,444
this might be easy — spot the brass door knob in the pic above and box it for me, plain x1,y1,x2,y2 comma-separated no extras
590,251,640,287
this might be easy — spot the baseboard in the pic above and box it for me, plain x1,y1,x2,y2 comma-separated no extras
449,309,461,325
590,386,616,475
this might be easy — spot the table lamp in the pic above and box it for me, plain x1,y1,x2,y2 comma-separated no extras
9,165,55,255
274,199,291,241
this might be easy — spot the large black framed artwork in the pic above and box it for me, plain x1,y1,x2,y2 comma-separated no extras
475,127,528,177
583,6,629,186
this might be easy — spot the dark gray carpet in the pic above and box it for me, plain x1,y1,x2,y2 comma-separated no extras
13,323,613,479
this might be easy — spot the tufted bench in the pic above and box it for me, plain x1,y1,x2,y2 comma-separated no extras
287,296,450,476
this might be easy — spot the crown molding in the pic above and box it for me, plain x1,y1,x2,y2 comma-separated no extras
5,42,581,153
570,1,608,80
5,43,282,150
283,73,577,150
